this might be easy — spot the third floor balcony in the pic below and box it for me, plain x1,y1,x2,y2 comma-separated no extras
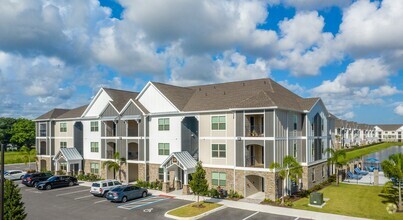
245,114,264,137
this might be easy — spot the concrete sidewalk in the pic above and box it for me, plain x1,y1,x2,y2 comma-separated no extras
78,181,367,220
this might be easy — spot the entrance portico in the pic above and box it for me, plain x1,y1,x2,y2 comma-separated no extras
54,148,83,176
160,151,197,195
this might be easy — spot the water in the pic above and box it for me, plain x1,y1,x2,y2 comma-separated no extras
362,145,403,170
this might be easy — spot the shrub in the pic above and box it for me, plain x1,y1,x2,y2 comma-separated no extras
56,170,66,175
228,189,243,199
26,169,36,173
75,173,101,182
209,188,220,198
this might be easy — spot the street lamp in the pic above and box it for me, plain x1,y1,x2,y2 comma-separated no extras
1,142,4,219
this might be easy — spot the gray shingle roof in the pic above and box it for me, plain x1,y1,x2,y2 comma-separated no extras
57,105,89,119
36,109,70,120
375,124,403,131
103,88,139,112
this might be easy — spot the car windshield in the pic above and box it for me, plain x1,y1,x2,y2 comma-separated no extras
47,176,58,181
92,183,100,187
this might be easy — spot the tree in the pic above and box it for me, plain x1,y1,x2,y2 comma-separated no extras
3,179,27,220
381,153,403,212
0,117,17,145
189,161,209,205
270,155,303,205
20,146,36,170
326,148,346,186
10,118,35,147
102,152,126,182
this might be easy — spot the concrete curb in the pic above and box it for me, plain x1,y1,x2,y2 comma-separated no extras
164,203,226,220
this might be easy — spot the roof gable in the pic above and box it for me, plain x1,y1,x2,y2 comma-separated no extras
137,83,179,113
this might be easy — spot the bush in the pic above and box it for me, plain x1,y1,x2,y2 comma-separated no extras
26,169,36,173
56,170,66,175
209,188,220,198
75,173,101,182
228,189,243,199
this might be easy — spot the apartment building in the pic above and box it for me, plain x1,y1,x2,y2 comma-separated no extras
333,117,378,149
374,125,403,142
35,78,333,200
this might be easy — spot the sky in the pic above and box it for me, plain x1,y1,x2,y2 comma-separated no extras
0,0,402,124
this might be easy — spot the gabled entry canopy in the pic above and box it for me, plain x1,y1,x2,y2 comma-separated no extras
54,148,83,162
160,151,197,173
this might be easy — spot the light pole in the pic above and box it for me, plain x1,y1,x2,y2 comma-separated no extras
1,142,4,219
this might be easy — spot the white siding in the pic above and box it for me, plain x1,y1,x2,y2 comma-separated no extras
83,120,101,160
84,90,112,117
138,84,177,113
149,116,182,164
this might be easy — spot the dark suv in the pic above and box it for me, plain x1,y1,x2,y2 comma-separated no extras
22,172,53,187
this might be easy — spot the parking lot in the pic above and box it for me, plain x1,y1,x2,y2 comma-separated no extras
200,207,310,220
19,183,191,220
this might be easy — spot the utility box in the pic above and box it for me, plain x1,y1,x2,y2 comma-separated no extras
310,192,324,206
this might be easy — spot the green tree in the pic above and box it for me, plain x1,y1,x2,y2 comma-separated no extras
326,148,346,186
4,179,27,220
381,153,403,211
20,146,36,170
102,152,126,182
0,117,17,145
270,155,303,205
189,161,209,205
10,118,35,147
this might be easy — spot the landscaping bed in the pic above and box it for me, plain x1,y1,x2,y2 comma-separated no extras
167,202,222,218
293,183,403,220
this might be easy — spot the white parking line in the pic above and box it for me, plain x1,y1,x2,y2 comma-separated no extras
74,195,93,200
118,197,169,210
56,189,89,197
94,200,109,204
44,186,82,192
242,211,259,220
294,218,300,220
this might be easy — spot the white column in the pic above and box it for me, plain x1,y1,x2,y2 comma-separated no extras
163,167,168,182
55,161,59,171
66,162,71,173
184,171,188,185
78,161,82,171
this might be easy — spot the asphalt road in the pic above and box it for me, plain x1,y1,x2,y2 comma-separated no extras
20,183,191,220
200,207,312,220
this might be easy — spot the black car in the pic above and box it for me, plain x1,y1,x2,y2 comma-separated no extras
22,172,53,187
36,175,78,190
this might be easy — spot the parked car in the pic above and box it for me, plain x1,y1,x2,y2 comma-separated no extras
106,185,148,203
22,172,53,187
36,175,78,190
90,179,122,197
4,170,27,180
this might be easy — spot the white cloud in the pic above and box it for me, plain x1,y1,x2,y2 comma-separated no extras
278,80,305,96
276,0,352,10
394,104,403,116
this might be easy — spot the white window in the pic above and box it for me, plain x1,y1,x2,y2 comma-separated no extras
90,163,99,174
90,142,99,153
60,142,67,148
158,143,170,155
211,116,226,130
60,123,67,132
90,121,99,132
212,144,226,158
212,172,226,187
158,118,170,131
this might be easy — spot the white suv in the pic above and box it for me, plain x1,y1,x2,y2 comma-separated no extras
90,179,122,197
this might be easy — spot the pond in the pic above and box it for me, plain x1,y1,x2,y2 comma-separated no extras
362,145,403,170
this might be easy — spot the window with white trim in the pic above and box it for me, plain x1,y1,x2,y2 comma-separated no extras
90,142,99,153
158,143,170,155
60,142,67,148
212,172,226,187
211,116,226,130
158,118,170,131
60,123,67,132
90,121,99,132
212,144,226,158
90,163,99,174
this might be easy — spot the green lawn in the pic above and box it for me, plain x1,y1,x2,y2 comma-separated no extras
341,142,403,163
293,183,402,220
167,202,222,217
4,151,36,165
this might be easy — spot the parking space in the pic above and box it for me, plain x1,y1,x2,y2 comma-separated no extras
19,183,191,219
200,207,312,220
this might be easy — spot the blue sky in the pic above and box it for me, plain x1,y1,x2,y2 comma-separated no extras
0,0,402,124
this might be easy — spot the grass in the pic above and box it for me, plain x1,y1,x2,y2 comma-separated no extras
340,142,403,163
167,202,222,217
293,183,402,220
4,151,36,165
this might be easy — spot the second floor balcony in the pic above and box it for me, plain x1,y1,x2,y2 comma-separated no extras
104,121,117,137
245,115,264,137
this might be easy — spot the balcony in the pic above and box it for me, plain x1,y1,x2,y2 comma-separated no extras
245,144,264,168
106,142,116,159
104,121,116,137
127,120,139,137
39,141,47,155
245,115,264,137
128,142,139,160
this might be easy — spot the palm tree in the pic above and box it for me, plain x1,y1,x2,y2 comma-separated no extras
381,153,403,212
270,155,303,205
102,152,127,182
326,148,346,186
20,146,36,170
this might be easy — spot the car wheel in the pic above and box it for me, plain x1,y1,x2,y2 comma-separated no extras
142,192,147,198
68,181,74,186
33,182,38,187
20,175,24,180
103,191,108,198
46,185,52,190
122,196,127,203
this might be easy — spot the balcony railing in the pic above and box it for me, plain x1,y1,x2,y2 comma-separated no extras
245,156,264,168
245,125,264,137
128,151,139,160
